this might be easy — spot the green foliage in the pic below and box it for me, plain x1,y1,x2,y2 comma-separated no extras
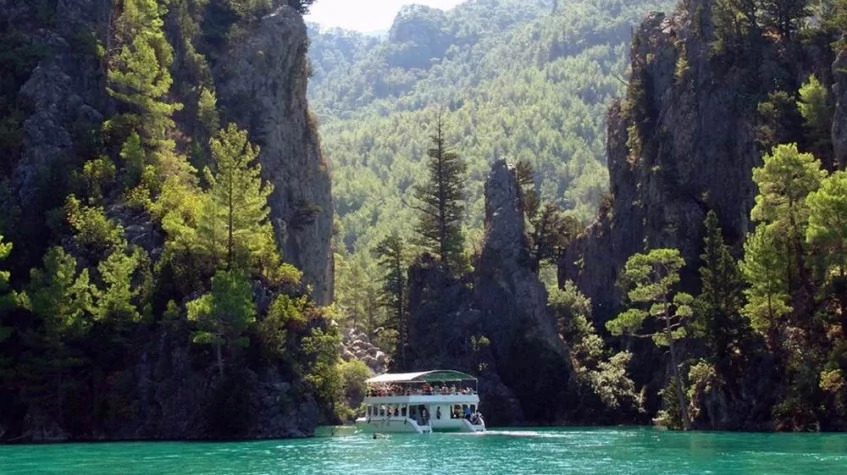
338,359,372,419
517,160,583,270
372,233,408,368
119,132,146,189
712,0,760,55
757,91,803,152
93,245,151,324
312,0,674,322
197,87,220,138
302,326,344,418
748,143,824,327
25,247,93,342
606,248,693,429
550,282,640,411
82,157,117,204
108,0,183,149
200,123,275,271
797,75,833,163
752,143,823,244
694,211,747,369
333,249,383,337
64,195,123,256
806,170,847,278
187,268,256,376
412,115,468,274
758,0,809,40
0,236,18,342
686,360,719,422
256,293,307,362
741,222,793,340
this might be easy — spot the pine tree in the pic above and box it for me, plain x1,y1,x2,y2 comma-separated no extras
741,225,792,349
0,236,16,343
806,170,847,333
797,75,833,165
187,268,256,377
758,0,809,40
93,245,151,325
606,248,694,430
108,0,182,147
22,246,95,415
412,114,467,274
515,159,581,271
198,123,275,271
750,143,825,321
373,233,408,369
694,211,747,374
26,247,93,343
108,0,189,200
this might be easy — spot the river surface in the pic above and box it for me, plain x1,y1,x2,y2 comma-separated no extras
2,427,846,474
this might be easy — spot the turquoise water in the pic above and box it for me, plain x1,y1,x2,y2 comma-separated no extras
2,427,847,474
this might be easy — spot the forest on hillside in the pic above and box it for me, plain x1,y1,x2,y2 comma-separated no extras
315,0,847,431
307,0,675,341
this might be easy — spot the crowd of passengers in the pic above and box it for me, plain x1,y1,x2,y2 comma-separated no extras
367,404,485,426
367,383,477,397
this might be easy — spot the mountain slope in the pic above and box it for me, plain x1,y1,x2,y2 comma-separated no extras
308,0,674,324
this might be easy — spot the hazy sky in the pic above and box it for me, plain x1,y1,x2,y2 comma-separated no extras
305,0,466,32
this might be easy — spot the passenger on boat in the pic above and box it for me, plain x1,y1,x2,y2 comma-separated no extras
464,406,472,420
436,407,441,420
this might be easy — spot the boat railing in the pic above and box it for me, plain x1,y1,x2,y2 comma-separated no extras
366,387,478,397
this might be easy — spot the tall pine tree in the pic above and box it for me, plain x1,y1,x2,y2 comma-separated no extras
412,114,467,274
187,268,256,377
694,211,747,375
606,248,694,430
373,233,408,369
198,123,275,271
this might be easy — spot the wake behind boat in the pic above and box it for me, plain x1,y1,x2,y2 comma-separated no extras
355,370,486,434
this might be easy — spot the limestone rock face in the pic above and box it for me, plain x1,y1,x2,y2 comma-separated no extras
833,49,847,168
404,160,573,424
342,327,388,375
475,160,564,371
13,0,106,213
474,160,573,422
215,6,334,305
563,0,759,324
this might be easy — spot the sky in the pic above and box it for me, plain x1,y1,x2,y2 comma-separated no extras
305,0,466,33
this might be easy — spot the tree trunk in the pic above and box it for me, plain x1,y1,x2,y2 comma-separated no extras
665,314,691,430
215,344,224,378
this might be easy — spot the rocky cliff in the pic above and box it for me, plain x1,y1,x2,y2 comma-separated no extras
562,0,760,324
0,0,333,441
561,0,845,430
215,6,334,305
832,49,847,168
404,160,577,424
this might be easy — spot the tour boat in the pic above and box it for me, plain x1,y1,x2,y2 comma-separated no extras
355,370,486,434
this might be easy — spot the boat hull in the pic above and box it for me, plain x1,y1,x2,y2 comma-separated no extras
356,417,430,434
355,417,484,434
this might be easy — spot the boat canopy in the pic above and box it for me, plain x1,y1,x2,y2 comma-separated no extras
365,370,477,384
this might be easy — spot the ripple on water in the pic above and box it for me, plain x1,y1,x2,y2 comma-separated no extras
1,428,847,474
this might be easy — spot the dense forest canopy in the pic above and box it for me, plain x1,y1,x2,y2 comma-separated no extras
308,0,675,335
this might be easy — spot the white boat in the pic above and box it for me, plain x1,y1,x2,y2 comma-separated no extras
355,370,486,434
